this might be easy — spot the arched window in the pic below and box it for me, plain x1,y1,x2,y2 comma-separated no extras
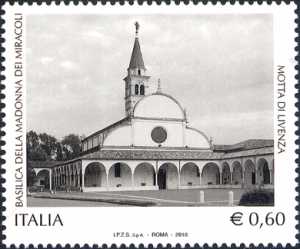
135,84,139,95
140,85,145,95
138,69,141,75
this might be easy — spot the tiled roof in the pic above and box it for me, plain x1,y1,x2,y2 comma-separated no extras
28,140,274,169
28,160,63,169
223,146,274,159
81,146,273,161
82,149,222,160
82,117,130,141
214,139,274,152
129,38,145,70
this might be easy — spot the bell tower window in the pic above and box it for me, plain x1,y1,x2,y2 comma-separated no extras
135,84,139,95
138,69,141,75
140,85,145,95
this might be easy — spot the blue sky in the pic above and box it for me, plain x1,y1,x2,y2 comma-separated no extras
27,14,273,144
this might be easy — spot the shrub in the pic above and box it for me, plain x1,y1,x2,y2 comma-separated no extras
239,189,274,206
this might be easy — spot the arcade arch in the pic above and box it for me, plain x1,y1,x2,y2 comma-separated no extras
232,161,243,185
180,162,200,186
36,169,50,189
201,162,220,185
158,163,178,189
221,162,231,185
108,162,132,188
134,163,155,187
257,158,270,185
244,159,256,186
84,162,106,187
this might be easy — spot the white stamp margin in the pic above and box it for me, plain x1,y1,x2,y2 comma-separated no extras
2,3,298,247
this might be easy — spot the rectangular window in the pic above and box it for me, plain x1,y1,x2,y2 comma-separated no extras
115,163,121,178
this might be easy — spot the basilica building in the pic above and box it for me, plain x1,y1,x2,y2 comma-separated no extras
31,23,274,192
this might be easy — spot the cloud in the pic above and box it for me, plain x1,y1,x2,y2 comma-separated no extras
39,56,54,65
59,60,78,71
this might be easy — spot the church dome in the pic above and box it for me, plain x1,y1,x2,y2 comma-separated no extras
133,93,186,120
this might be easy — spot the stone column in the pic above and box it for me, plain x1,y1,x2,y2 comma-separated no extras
76,165,80,188
49,169,52,191
82,168,85,190
219,172,222,185
230,171,233,185
256,169,260,186
242,170,245,186
106,172,109,190
131,172,134,189
71,166,74,187
270,169,274,185
199,168,202,186
52,171,55,189
65,170,68,190
59,169,62,186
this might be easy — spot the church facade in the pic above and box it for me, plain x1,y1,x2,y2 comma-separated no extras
31,23,274,192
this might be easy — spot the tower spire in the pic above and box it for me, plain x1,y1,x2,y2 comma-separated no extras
124,22,150,117
128,22,145,70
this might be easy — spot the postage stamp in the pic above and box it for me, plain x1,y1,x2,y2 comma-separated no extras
1,2,298,247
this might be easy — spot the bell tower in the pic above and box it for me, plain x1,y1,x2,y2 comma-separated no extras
124,22,150,117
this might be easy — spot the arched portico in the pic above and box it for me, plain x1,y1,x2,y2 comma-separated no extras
158,163,178,189
84,162,106,187
180,162,200,186
108,162,132,188
27,168,37,187
134,163,156,187
244,159,256,186
201,163,220,185
257,158,270,185
221,162,231,185
232,161,243,185
36,169,50,190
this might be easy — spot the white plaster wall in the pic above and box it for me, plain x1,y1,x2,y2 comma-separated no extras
134,164,155,187
134,94,184,119
133,119,184,147
108,165,132,187
180,165,200,186
185,128,210,148
103,125,131,146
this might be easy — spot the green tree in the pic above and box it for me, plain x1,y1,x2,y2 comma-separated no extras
27,131,47,161
55,142,64,161
61,134,82,160
39,133,58,159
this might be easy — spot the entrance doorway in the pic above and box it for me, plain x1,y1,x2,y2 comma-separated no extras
252,172,256,184
157,168,166,189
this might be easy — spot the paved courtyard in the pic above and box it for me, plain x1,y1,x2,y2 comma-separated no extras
27,188,248,207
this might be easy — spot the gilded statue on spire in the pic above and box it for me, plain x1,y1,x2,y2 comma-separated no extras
135,21,140,36
157,78,162,93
